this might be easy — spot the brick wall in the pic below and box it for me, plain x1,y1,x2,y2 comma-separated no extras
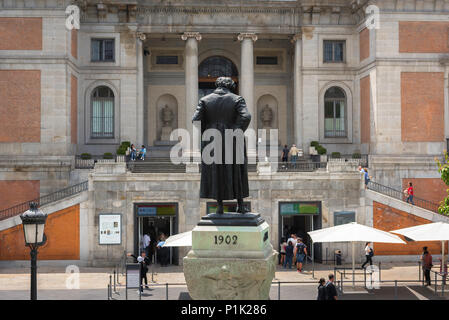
71,29,77,59
0,204,80,260
71,74,78,144
0,70,41,142
359,27,370,61
0,180,40,212
399,21,449,53
373,201,445,255
360,75,370,143
401,72,444,142
0,17,42,50
402,178,447,204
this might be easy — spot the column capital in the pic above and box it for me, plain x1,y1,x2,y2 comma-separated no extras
181,32,202,41
136,32,146,41
290,33,302,43
237,33,257,42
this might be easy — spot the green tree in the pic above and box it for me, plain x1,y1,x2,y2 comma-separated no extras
435,151,449,216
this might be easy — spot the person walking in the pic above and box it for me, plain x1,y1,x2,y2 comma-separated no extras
364,168,371,189
317,278,327,300
325,274,338,300
128,251,150,292
406,182,414,205
281,144,290,169
361,242,374,269
294,238,308,273
421,246,433,286
283,241,294,269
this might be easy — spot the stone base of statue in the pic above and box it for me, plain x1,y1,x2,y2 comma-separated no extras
183,212,277,300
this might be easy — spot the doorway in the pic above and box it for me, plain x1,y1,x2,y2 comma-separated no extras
134,203,179,265
278,202,322,262
198,56,239,98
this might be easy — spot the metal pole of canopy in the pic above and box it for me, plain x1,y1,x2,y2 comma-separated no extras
352,241,355,288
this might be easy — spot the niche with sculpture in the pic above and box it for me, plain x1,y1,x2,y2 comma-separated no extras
156,94,178,142
257,94,279,145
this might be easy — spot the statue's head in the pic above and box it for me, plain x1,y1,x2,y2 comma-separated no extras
215,77,236,91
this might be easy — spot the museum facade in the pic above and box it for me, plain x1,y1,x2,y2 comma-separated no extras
1,0,449,266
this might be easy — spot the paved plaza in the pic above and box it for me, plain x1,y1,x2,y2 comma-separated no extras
0,262,446,300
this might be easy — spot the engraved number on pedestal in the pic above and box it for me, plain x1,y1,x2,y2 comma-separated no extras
214,235,238,245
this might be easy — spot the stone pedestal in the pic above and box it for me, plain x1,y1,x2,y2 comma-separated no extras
183,213,277,300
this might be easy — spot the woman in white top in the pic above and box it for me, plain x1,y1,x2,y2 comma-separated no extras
361,242,373,269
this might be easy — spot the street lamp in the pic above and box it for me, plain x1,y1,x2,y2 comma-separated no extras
20,202,47,300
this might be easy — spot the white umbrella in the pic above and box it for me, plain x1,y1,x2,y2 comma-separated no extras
308,222,406,286
391,222,449,271
162,231,192,247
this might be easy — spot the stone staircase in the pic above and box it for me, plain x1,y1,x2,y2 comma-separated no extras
128,157,186,173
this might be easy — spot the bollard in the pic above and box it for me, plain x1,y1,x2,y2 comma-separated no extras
113,270,117,293
278,281,281,300
394,280,398,300
107,284,110,300
166,283,169,300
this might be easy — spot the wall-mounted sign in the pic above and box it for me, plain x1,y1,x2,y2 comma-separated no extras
137,204,176,216
334,211,356,226
280,202,320,216
99,214,121,245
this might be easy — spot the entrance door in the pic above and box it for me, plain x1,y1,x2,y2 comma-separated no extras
134,203,178,265
198,56,239,98
279,202,322,263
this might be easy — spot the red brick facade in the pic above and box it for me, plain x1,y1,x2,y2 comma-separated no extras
0,180,40,212
399,21,449,53
360,75,370,143
401,72,444,142
359,28,370,61
402,178,447,205
0,17,42,50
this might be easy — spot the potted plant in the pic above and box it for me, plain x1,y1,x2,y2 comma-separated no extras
317,145,327,162
80,153,92,160
103,152,114,159
331,152,341,159
309,141,319,156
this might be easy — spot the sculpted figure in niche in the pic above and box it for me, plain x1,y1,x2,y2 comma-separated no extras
160,104,175,141
260,104,273,129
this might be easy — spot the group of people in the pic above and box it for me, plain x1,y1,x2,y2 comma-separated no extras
317,274,338,300
126,144,147,161
281,144,302,165
128,232,171,293
358,166,371,189
279,234,308,272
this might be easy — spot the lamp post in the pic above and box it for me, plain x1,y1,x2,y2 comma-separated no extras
20,202,47,300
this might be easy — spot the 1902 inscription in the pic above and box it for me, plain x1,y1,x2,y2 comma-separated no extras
214,234,238,245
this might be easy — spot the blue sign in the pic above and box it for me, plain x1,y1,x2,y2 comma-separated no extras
137,206,157,216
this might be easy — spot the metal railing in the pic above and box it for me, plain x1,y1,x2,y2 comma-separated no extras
0,181,88,221
75,155,125,169
276,161,328,172
367,180,440,213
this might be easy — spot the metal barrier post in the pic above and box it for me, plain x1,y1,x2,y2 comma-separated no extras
113,270,117,293
341,272,344,293
107,284,110,300
379,262,381,282
394,280,398,300
364,267,366,289
442,275,445,297
109,275,112,299
166,283,169,300
278,281,281,300
434,272,438,295
418,261,421,283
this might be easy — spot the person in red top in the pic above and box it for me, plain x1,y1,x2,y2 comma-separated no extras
406,182,414,205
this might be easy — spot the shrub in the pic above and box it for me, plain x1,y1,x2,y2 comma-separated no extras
116,146,126,155
331,152,341,159
352,152,361,159
316,145,327,155
121,141,131,148
310,141,320,147
80,153,91,160
103,152,114,159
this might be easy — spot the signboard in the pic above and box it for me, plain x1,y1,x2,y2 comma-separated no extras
137,204,176,216
126,263,141,289
99,214,121,245
334,211,356,226
280,202,319,216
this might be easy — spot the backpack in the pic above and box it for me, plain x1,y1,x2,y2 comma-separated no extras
369,247,374,257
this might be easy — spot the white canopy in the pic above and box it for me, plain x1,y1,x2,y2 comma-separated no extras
162,231,192,247
391,222,449,269
390,222,449,241
308,222,406,244
308,222,405,287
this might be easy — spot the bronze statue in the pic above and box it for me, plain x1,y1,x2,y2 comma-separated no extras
192,77,251,214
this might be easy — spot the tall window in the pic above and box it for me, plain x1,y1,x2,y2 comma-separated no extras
91,86,114,138
324,40,345,63
324,87,346,137
91,39,115,62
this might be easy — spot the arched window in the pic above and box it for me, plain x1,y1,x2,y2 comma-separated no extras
91,86,114,138
324,87,346,137
198,56,238,78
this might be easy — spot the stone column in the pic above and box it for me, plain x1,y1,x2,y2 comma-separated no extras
182,32,202,160
291,34,303,149
238,33,257,129
238,33,257,159
136,32,145,145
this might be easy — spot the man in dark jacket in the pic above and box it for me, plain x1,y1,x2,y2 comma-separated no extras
128,252,151,292
192,77,251,214
325,274,338,300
